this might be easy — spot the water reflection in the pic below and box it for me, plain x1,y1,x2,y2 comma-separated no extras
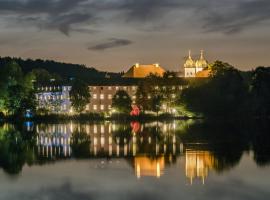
0,119,270,183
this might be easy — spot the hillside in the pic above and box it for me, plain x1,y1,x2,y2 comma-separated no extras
0,57,122,81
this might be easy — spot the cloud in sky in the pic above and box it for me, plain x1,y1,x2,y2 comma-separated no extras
0,0,270,35
88,38,133,51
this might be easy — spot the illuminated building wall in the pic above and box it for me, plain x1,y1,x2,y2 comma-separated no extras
87,85,137,112
35,85,72,113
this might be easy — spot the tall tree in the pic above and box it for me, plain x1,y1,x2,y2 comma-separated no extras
69,79,91,113
0,61,35,116
180,61,247,117
112,90,132,113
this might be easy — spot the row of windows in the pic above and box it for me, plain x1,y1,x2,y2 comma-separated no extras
92,94,137,100
90,86,137,91
89,104,111,111
37,94,66,100
37,86,71,92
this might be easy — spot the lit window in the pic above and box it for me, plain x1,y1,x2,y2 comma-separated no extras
108,94,112,99
108,86,112,90
155,86,159,90
94,125,97,133
100,105,104,110
93,94,97,99
172,94,176,99
93,105,97,110
100,94,104,99
86,105,89,110
132,86,137,91
93,86,97,90
116,86,119,90
123,86,127,90
108,105,112,110
148,95,151,99
101,125,105,133
132,96,136,99
172,86,176,90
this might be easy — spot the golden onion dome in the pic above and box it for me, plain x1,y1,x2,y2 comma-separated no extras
184,50,195,68
196,50,208,68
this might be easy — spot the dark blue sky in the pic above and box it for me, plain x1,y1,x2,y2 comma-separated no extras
0,0,269,72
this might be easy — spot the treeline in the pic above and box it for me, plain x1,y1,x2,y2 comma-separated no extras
180,61,270,118
0,57,121,82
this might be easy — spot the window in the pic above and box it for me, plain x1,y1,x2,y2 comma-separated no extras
100,105,104,110
172,94,176,99
132,86,137,91
101,125,105,134
108,105,112,110
94,125,97,133
116,86,119,90
93,105,97,110
93,94,97,99
123,86,127,90
108,94,112,99
93,86,97,90
108,86,112,90
132,96,136,99
100,94,104,99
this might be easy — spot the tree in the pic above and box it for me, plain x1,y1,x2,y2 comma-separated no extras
180,61,247,117
69,79,91,113
249,67,270,117
112,90,132,113
136,73,185,113
0,61,36,116
151,95,162,116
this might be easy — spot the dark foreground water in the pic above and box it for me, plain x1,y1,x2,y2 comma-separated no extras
0,120,270,200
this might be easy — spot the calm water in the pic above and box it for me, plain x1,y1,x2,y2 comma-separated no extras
0,120,270,200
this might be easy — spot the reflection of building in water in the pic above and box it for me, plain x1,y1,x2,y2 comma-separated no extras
36,124,72,158
185,150,215,185
134,156,165,178
35,122,183,158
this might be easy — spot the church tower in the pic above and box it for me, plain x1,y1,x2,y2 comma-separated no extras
184,50,208,78
195,50,208,73
184,50,196,77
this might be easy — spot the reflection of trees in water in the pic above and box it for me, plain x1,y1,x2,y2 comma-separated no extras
112,123,132,146
178,120,249,173
0,125,36,175
71,129,91,158
178,119,270,172
251,120,270,166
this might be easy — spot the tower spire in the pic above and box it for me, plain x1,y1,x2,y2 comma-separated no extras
200,50,204,59
188,50,191,59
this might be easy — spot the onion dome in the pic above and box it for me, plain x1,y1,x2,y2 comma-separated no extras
196,50,208,69
184,50,195,68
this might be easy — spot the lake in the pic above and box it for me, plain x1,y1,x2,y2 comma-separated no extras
0,120,270,200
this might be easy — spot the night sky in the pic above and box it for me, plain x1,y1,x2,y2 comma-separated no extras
0,0,269,72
